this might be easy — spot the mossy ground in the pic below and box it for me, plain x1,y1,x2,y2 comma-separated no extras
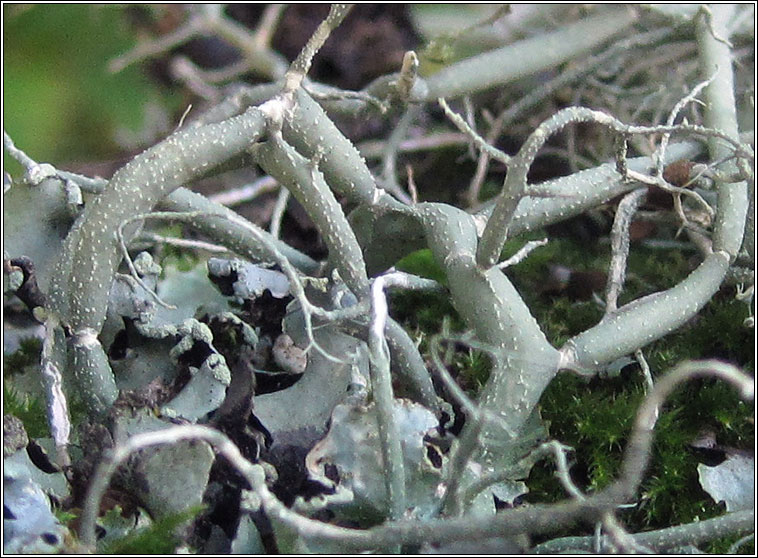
389,228,753,549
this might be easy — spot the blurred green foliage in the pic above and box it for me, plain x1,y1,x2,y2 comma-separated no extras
394,248,447,284
3,5,179,171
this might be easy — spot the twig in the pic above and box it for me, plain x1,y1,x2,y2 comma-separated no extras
465,27,674,205
251,4,287,51
545,441,585,501
695,3,748,260
605,188,647,314
369,276,406,521
137,232,231,254
698,5,734,48
4,130,106,194
40,318,72,469
79,355,754,552
110,5,288,80
116,218,178,310
78,425,261,549
497,239,548,270
108,9,201,73
428,333,519,516
208,176,279,207
304,84,389,114
357,132,470,159
438,97,511,166
477,106,753,268
4,129,37,169
405,164,418,205
616,360,753,504
603,512,655,553
727,533,755,554
391,51,420,102
380,106,418,204
634,349,654,392
281,4,352,97
654,73,716,179
379,269,443,292
532,510,753,553
170,56,223,101
269,186,290,239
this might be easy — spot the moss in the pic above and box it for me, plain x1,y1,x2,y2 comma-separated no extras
394,248,447,284
154,224,203,274
101,506,205,554
4,338,49,438
526,368,748,534
388,289,462,344
4,338,90,439
4,384,49,439
4,337,43,373
531,373,642,494
386,204,751,550
454,347,493,393
629,402,724,528
508,231,753,539
529,363,753,534
52,507,79,528
705,534,755,555
646,294,753,374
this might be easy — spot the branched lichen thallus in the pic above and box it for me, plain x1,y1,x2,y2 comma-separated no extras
46,107,268,413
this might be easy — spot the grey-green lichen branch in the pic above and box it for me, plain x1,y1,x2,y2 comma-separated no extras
77,360,752,552
282,4,352,96
4,4,752,552
48,107,267,335
531,509,755,554
40,5,357,415
476,108,753,269
369,277,406,521
696,4,751,261
423,7,639,100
